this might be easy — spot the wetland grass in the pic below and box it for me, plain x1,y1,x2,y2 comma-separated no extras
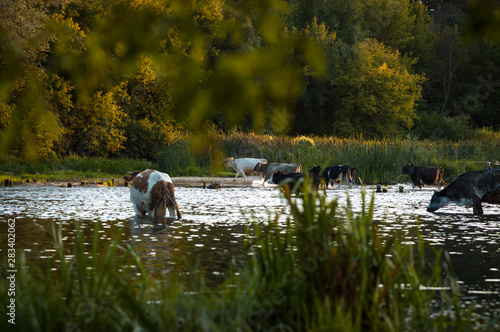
1,184,481,331
157,133,499,184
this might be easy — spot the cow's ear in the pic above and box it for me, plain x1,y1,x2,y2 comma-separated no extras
124,171,140,182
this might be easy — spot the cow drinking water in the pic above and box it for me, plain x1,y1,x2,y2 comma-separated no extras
123,169,182,219
427,169,500,214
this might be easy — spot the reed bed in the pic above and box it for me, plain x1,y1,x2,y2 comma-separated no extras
159,133,500,183
1,185,482,331
0,156,156,181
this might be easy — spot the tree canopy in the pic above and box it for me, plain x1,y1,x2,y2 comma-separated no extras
1,0,499,159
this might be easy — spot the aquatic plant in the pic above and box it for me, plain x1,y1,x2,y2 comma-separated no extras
239,182,472,331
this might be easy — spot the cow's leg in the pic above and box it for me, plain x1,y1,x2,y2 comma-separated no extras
262,176,269,186
336,173,343,188
132,203,142,216
472,200,484,215
154,200,167,219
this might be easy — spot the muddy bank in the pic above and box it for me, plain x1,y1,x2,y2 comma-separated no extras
171,176,261,187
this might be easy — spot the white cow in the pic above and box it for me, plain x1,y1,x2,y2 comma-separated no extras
224,157,267,181
123,169,181,219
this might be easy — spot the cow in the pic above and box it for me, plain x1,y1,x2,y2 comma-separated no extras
269,170,323,193
310,165,352,188
123,169,182,220
268,171,305,192
224,157,267,181
253,162,302,185
427,169,500,214
402,164,446,189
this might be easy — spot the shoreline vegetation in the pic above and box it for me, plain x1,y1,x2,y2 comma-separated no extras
1,133,499,185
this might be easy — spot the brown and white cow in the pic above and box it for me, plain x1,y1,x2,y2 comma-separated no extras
253,162,302,185
123,169,182,219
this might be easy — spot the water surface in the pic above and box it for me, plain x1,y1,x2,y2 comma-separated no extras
0,182,499,323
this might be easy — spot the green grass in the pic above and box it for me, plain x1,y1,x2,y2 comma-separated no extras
0,156,157,182
1,183,487,331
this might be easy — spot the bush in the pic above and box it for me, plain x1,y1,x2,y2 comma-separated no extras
157,140,196,176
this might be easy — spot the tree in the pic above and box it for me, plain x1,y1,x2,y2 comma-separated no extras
332,39,424,138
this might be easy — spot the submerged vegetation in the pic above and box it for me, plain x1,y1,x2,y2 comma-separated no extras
1,186,486,331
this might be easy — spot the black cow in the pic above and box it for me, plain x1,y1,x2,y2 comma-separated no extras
268,171,305,192
307,166,323,189
402,163,446,189
427,169,500,214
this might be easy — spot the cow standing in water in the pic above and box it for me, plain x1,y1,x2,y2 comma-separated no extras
253,162,302,185
309,165,353,188
402,164,446,189
123,170,182,220
427,169,500,214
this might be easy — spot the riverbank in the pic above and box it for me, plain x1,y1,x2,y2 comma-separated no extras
0,175,261,188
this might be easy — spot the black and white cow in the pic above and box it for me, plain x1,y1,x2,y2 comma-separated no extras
310,165,352,188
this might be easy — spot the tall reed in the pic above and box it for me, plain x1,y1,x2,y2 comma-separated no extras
160,132,500,183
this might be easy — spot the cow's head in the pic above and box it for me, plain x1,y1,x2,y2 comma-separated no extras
253,162,264,172
308,165,321,174
402,164,414,175
123,170,142,182
427,188,450,212
224,157,235,168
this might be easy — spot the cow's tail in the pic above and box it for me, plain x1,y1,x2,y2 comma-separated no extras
164,182,182,219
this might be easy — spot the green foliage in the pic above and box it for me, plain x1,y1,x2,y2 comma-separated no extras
1,0,500,159
157,140,196,176
243,188,471,330
332,39,424,139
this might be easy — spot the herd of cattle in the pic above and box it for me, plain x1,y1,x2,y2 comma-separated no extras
123,158,500,220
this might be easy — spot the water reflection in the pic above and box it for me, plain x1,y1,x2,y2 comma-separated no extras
0,184,499,318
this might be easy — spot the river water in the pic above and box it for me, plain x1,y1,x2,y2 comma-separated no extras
0,181,499,324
